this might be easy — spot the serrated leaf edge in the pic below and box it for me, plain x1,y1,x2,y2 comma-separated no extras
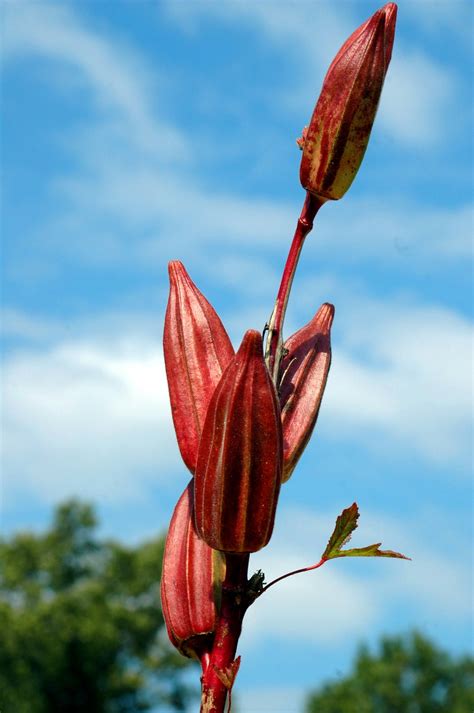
322,503,410,562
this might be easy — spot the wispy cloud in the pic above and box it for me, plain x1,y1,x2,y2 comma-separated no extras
2,293,471,512
2,0,187,160
324,299,472,470
52,158,296,260
2,0,469,287
30,149,472,286
164,0,459,147
1,0,471,510
379,49,457,146
307,199,473,264
2,330,180,505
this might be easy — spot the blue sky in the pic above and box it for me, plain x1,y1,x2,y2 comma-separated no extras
1,0,472,709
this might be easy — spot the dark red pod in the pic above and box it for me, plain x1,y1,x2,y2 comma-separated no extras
195,330,283,553
161,480,225,660
279,303,334,482
164,261,234,473
300,3,397,201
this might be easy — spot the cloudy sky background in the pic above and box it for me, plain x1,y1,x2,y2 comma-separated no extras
1,0,472,709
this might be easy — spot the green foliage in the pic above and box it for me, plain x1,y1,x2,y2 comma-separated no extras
322,503,409,561
305,631,474,713
0,500,195,712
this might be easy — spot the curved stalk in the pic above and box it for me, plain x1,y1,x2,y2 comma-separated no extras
265,191,324,383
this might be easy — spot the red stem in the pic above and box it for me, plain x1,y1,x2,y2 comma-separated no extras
265,191,324,382
200,553,250,713
258,557,326,598
199,192,324,710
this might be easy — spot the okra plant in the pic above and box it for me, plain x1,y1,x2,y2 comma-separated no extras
160,5,409,711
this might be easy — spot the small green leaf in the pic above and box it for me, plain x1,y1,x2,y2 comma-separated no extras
322,503,410,562
334,544,410,559
322,502,359,558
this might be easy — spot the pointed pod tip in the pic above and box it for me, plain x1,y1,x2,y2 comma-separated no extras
300,2,397,201
381,3,397,66
168,260,185,280
366,3,397,36
164,260,234,473
319,303,335,332
383,2,398,16
243,328,263,341
168,260,195,292
237,329,264,357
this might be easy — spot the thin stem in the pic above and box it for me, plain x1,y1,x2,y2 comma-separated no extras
265,191,324,383
257,557,326,598
200,553,250,713
201,652,211,677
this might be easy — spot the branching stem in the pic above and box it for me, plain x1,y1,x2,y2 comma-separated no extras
257,557,326,598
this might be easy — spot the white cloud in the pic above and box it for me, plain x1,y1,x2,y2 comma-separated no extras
323,300,473,469
45,146,472,276
2,333,181,504
379,50,456,146
2,293,471,513
1,0,470,498
284,285,472,471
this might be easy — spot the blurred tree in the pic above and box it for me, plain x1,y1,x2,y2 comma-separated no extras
0,500,195,712
305,631,474,713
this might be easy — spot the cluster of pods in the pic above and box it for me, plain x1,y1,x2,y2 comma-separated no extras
161,260,334,658
159,3,397,707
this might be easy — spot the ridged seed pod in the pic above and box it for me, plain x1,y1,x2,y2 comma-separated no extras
195,330,283,553
161,481,225,660
164,261,234,473
300,3,397,201
279,303,334,482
